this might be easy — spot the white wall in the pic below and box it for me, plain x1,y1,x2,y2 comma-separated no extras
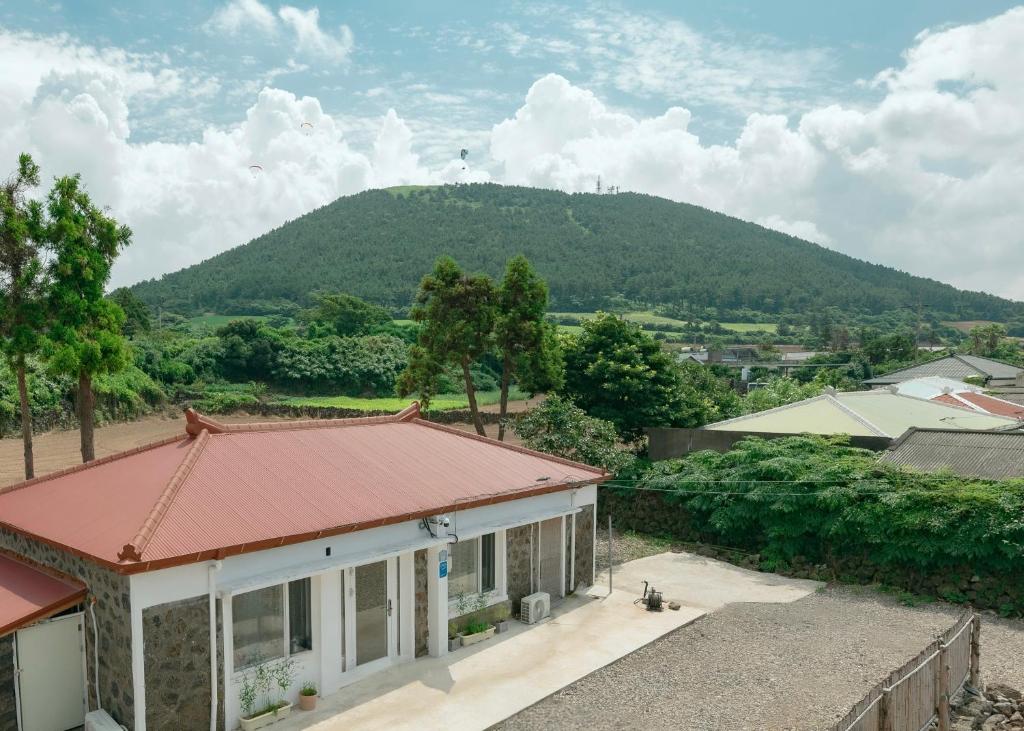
129,484,597,731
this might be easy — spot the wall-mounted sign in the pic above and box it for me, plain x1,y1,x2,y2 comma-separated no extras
439,560,448,578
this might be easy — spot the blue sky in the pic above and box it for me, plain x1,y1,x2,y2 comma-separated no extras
1,2,1022,296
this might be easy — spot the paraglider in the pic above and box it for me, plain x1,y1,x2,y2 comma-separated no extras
460,148,468,170
248,164,263,179
300,121,313,136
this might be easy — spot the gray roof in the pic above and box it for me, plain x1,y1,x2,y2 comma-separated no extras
879,428,1024,479
864,354,1024,385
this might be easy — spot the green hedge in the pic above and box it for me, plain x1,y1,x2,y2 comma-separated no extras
601,435,1024,616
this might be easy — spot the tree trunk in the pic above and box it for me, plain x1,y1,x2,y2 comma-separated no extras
461,358,486,436
497,352,512,441
79,370,95,463
16,356,34,479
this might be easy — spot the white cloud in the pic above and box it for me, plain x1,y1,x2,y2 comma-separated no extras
204,0,278,36
204,2,354,64
278,6,353,63
487,7,1024,298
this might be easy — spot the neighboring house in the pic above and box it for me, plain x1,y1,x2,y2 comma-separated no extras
863,354,1024,388
701,388,1020,438
648,388,1022,460
0,404,606,731
879,428,1024,479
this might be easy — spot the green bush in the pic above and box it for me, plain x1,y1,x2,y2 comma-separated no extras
603,435,1024,615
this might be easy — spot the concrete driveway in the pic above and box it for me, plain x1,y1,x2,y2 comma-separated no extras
280,552,820,731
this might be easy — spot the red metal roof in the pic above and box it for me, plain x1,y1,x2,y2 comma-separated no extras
0,551,86,636
931,392,1024,419
0,404,606,574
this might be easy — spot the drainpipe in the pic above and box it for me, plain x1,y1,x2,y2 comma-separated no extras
88,597,101,710
208,561,223,731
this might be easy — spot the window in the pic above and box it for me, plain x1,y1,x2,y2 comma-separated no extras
288,579,312,654
449,537,479,596
233,579,313,671
232,586,285,670
449,532,497,598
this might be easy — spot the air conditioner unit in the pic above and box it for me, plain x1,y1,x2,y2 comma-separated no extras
85,710,127,731
520,591,550,624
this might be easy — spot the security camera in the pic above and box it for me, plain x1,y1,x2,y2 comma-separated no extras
442,517,451,527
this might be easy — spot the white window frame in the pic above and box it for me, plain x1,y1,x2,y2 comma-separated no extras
231,578,314,679
447,529,507,618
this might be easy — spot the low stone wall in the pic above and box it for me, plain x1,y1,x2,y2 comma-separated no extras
143,595,224,731
0,527,134,728
0,636,16,731
414,550,428,657
506,524,533,614
573,505,595,589
228,402,503,425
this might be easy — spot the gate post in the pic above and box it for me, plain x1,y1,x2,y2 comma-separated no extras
970,615,981,688
880,688,893,731
938,643,950,731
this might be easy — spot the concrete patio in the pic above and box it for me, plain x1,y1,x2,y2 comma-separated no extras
277,551,821,731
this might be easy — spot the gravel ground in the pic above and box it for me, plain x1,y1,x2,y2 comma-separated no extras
493,583,1024,731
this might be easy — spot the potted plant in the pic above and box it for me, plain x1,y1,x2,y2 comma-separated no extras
492,604,511,634
448,621,462,652
238,659,296,731
299,681,318,711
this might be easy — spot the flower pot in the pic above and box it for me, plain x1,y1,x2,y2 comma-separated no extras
494,620,510,634
299,693,317,711
448,635,462,652
240,702,293,731
458,626,496,647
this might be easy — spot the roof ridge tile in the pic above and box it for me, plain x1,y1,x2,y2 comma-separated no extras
118,429,212,563
183,402,421,436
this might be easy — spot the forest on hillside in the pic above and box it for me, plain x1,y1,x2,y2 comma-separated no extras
129,184,1023,321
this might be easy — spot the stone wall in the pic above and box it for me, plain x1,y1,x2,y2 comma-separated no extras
573,505,595,589
414,549,428,657
506,524,533,614
0,527,134,728
142,595,224,731
0,635,16,731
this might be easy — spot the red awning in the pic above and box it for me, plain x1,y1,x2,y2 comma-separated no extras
0,552,87,636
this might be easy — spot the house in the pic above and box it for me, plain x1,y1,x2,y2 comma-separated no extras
863,354,1024,388
888,376,984,400
701,388,1021,438
930,391,1024,419
0,404,606,731
647,387,1022,460
879,428,1024,479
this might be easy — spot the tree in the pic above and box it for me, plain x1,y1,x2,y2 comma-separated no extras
512,395,631,472
45,174,131,463
109,287,152,337
300,292,390,337
494,255,563,440
400,257,496,435
0,153,46,478
967,323,1007,357
560,313,725,442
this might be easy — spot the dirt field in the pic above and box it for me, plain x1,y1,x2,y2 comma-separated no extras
0,411,522,487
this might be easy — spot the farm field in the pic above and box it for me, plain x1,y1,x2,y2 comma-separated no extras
942,320,1001,333
186,313,276,331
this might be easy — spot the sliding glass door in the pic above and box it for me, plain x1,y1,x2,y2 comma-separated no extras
342,557,397,675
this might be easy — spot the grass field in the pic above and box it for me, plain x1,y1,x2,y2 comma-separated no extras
548,311,776,334
281,387,526,411
942,320,1000,333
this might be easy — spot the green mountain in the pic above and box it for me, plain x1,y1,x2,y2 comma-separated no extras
130,184,1021,320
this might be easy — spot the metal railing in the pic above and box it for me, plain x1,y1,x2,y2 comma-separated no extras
831,611,979,731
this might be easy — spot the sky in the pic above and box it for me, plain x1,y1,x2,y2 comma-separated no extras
1,1,1022,300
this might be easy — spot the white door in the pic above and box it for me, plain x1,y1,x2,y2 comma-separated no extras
538,517,564,598
16,613,86,731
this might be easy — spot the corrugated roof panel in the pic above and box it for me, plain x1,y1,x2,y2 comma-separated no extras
880,429,1024,479
0,553,87,636
0,411,604,571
